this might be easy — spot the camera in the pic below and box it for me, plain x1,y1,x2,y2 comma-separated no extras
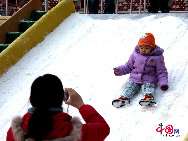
63,89,69,101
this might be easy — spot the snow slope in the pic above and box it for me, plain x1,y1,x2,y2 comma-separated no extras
0,13,188,141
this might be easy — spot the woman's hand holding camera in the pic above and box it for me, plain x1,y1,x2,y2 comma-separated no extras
64,88,85,109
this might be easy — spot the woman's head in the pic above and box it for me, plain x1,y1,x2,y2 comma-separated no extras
28,74,64,140
30,74,64,108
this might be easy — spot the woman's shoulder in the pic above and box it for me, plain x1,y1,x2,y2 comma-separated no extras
52,112,72,120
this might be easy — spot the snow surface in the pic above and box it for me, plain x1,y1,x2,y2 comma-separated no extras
0,13,188,141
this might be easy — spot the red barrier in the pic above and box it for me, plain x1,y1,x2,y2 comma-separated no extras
0,0,188,15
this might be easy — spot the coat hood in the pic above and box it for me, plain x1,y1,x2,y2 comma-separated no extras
135,45,164,56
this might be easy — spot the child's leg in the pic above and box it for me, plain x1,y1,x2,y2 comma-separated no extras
112,81,141,107
141,83,156,98
120,81,141,99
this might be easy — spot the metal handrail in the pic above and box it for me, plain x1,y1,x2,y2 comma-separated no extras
5,0,49,15
83,0,146,14
6,0,8,16
116,0,119,14
139,0,142,13
130,0,133,13
4,0,146,15
101,0,103,14
130,0,146,14
5,0,187,16
45,0,48,11
82,0,147,14
84,0,88,14
84,0,86,13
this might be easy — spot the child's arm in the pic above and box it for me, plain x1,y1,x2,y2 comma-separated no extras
156,55,169,91
114,53,135,76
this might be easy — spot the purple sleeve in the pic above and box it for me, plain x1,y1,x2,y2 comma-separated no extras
156,55,169,91
114,53,134,76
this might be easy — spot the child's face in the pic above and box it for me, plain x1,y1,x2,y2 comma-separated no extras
138,45,152,56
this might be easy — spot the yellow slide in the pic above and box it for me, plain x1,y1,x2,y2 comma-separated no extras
0,0,75,76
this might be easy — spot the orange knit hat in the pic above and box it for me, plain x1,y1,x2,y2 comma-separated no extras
138,33,155,49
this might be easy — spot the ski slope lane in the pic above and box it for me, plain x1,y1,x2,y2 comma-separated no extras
0,13,188,141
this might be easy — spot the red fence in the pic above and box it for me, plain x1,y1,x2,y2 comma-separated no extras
0,0,188,16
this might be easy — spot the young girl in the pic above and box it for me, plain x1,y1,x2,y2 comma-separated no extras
112,33,168,107
7,74,110,141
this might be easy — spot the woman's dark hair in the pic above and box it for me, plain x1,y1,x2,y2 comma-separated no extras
27,74,64,140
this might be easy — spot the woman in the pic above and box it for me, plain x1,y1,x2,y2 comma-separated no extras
7,74,110,141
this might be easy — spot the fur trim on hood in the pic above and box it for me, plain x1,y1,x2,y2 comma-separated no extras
11,116,82,141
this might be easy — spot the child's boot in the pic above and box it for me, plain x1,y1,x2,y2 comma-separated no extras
112,97,130,108
139,95,156,106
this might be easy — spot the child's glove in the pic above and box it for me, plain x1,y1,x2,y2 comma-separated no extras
113,68,119,75
161,85,169,91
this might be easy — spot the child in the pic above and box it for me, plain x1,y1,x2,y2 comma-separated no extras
7,74,110,141
112,33,168,107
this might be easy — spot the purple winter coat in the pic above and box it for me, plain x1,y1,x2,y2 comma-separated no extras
114,45,168,91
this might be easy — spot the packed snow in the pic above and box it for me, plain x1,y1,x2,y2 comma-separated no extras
0,13,188,141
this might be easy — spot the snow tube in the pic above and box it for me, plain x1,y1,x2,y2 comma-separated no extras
0,0,75,76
